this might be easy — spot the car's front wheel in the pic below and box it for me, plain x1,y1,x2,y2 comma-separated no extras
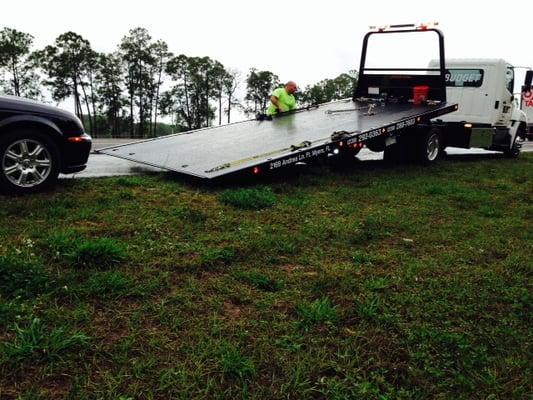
0,129,60,194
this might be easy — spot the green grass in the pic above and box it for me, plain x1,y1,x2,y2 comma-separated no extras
232,271,284,292
69,238,127,269
217,340,256,378
0,254,51,298
42,233,128,269
296,297,339,330
220,186,276,210
0,317,89,369
0,154,531,399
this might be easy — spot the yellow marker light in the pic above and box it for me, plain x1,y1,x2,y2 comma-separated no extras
464,123,472,129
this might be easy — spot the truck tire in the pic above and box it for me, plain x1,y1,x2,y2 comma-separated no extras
504,132,521,158
503,138,520,158
0,129,61,194
416,128,441,165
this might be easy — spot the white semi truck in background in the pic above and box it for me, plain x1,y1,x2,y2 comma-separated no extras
521,70,533,140
429,59,529,156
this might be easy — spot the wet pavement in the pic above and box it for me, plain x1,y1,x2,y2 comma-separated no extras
60,139,533,180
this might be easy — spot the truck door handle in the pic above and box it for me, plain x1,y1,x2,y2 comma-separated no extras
494,101,499,109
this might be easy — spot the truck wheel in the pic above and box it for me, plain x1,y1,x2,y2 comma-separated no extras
503,138,520,158
504,134,521,158
417,128,441,165
0,129,61,194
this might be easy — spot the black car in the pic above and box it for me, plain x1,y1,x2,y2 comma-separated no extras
0,95,91,194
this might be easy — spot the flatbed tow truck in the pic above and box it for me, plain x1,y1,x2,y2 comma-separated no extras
98,24,459,179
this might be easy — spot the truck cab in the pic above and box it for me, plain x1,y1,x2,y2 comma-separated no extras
429,59,527,156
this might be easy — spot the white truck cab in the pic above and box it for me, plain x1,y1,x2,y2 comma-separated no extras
429,59,528,156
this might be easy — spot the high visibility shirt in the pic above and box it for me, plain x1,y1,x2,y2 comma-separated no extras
266,87,296,116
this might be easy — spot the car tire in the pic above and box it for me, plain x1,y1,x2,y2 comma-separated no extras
0,129,61,194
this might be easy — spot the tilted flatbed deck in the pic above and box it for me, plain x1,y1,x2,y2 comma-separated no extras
97,98,457,179
99,25,460,178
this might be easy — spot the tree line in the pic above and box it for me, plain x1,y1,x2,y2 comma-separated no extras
0,27,357,138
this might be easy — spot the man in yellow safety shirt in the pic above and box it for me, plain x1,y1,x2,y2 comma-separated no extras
266,81,298,116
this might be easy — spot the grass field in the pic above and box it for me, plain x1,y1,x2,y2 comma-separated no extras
0,153,531,399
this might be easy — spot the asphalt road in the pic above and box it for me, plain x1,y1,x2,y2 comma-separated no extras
60,139,533,180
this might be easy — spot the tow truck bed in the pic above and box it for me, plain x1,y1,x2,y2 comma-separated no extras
98,98,457,179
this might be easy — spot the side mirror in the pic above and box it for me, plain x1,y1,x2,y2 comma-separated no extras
525,70,533,88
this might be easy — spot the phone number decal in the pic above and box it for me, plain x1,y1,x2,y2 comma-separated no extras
347,117,417,144
395,118,416,129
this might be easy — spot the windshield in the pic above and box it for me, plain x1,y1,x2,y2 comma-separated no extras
505,67,514,94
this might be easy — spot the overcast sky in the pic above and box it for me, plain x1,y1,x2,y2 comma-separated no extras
2,0,532,106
